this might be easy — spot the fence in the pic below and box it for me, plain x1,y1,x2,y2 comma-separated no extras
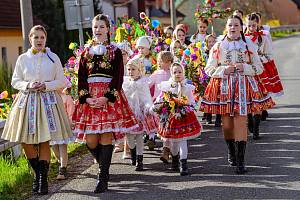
0,120,18,153
270,24,300,33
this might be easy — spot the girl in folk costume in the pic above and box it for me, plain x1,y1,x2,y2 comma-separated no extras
153,63,202,176
170,40,184,62
190,18,209,45
202,34,222,127
72,14,138,193
123,57,158,171
173,26,190,48
52,85,75,180
133,36,153,75
244,13,283,139
114,41,133,157
200,15,275,174
149,51,173,163
246,13,283,121
1,25,74,195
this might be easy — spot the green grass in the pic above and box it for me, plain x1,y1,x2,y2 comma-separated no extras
0,156,32,200
271,30,300,39
0,142,87,200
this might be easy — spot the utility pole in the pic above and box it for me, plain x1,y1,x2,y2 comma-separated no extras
20,0,33,52
170,0,176,28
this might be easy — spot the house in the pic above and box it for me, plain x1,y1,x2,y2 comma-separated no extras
0,0,23,67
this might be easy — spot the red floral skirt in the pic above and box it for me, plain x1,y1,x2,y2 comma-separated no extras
200,75,275,115
259,60,284,96
131,113,158,135
158,112,201,141
73,82,138,143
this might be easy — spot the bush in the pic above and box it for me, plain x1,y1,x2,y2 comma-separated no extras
0,63,16,96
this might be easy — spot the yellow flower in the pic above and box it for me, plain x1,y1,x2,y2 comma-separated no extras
196,42,202,48
163,92,169,101
69,43,76,50
87,39,93,45
165,38,172,45
169,100,175,113
0,91,8,99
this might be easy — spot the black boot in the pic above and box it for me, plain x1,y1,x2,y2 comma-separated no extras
28,157,39,193
38,160,49,195
202,113,207,121
247,114,253,133
253,114,261,140
171,154,179,171
215,114,222,127
261,110,268,121
225,140,236,166
135,155,143,171
94,144,113,193
180,159,188,176
206,113,213,124
235,141,247,174
87,144,101,164
130,147,137,166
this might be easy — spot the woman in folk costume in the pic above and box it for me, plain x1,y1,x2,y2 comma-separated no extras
153,62,202,176
244,13,283,139
122,57,157,171
72,14,138,193
200,15,275,174
1,25,74,195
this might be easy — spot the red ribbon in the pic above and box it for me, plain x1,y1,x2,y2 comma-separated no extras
245,31,265,42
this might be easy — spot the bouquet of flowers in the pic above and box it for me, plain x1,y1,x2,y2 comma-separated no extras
181,42,209,98
0,91,13,120
64,42,84,100
153,91,195,126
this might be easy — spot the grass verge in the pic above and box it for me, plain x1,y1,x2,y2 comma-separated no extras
0,142,87,200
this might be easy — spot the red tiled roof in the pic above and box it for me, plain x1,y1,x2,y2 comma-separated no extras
0,0,21,28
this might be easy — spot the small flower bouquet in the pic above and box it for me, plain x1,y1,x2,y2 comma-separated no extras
64,42,84,100
153,91,195,126
0,91,13,120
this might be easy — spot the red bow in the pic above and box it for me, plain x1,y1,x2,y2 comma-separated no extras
245,31,265,42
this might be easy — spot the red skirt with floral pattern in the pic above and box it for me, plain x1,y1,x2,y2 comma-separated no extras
73,82,138,143
158,112,201,141
200,75,275,115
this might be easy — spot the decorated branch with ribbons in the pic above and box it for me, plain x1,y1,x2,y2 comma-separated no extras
194,0,231,32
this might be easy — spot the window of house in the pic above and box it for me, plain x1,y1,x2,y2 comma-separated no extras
1,47,7,64
18,46,23,55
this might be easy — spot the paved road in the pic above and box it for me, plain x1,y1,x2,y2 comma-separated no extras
31,35,300,200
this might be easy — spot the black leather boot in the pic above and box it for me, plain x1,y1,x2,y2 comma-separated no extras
38,160,49,195
253,114,261,140
206,113,213,124
94,144,113,193
135,155,143,171
235,141,247,174
87,144,101,164
215,114,222,127
247,114,253,133
130,147,137,166
171,154,179,171
261,110,268,121
28,157,39,193
225,140,236,166
180,159,188,176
